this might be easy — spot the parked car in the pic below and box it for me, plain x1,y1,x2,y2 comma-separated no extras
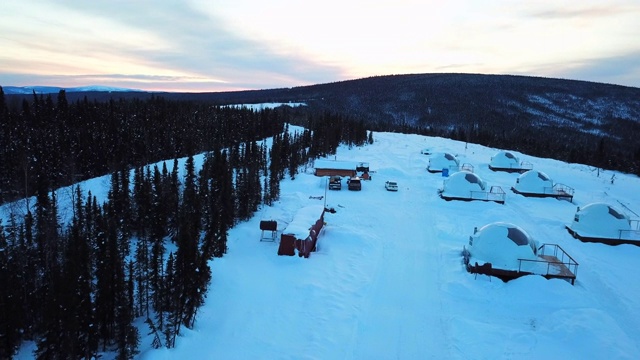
385,181,398,191
328,176,342,190
347,176,362,191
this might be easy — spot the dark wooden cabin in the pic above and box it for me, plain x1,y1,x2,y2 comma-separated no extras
277,206,326,258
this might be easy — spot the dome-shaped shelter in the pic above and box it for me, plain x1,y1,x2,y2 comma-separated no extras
490,151,519,169
511,170,574,201
566,203,639,245
443,171,487,196
489,150,532,173
514,170,553,193
466,222,538,270
464,222,579,284
427,152,460,173
439,171,506,203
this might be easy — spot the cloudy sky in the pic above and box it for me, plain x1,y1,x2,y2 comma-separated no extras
1,0,639,92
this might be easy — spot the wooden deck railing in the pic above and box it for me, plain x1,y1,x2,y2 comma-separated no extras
616,219,640,240
540,183,574,197
517,243,579,280
519,161,533,171
552,183,574,196
618,229,640,240
469,186,506,203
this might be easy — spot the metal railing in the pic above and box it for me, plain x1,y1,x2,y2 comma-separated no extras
469,186,506,203
618,229,640,240
493,162,533,171
519,161,533,171
543,183,574,197
534,184,574,198
460,163,474,173
517,243,579,279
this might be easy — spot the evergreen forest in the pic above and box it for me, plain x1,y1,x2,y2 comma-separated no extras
0,86,369,359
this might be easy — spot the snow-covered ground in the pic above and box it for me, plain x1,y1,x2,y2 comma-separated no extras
13,131,640,359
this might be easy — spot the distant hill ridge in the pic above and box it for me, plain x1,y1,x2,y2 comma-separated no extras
3,85,141,94
4,73,640,174
6,73,639,127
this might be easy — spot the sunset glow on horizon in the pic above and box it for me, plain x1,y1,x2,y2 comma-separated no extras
1,0,639,92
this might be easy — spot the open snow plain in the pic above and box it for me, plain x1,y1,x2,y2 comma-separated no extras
145,132,640,360
10,131,640,359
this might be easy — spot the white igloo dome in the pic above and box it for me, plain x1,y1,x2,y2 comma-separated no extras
514,170,553,194
442,171,486,199
490,151,520,169
570,202,630,239
467,222,538,270
428,152,459,172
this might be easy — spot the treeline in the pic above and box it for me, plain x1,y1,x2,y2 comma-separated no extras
0,89,369,358
223,74,640,176
367,109,640,176
0,86,285,205
174,73,640,176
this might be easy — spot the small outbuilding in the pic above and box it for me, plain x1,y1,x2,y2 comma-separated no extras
511,170,574,201
314,159,357,177
488,150,533,173
566,202,640,246
463,222,578,284
427,152,460,173
259,220,278,242
439,171,505,204
277,205,326,257
356,162,370,173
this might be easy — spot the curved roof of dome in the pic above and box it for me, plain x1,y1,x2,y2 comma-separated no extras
442,171,486,197
514,170,553,193
569,202,631,238
429,152,460,170
490,150,520,168
468,222,538,270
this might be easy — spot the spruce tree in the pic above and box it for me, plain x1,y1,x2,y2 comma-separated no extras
134,232,150,318
94,204,126,350
173,155,203,330
163,252,177,348
0,220,22,358
168,158,180,236
149,165,167,309
56,221,95,359
115,261,139,360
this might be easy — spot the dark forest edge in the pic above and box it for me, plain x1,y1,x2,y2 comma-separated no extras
0,86,369,358
5,73,640,178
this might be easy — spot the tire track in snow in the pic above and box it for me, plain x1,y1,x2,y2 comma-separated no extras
337,134,455,359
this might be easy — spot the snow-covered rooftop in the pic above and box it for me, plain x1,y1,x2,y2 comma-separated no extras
314,159,358,170
282,205,325,240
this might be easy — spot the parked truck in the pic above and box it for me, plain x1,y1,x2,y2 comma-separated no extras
328,176,342,190
347,176,362,191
